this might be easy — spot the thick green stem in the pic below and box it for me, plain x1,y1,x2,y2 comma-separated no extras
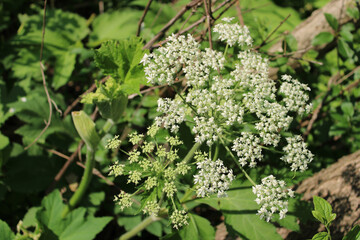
62,119,115,218
213,142,219,161
223,43,229,57
183,142,201,164
62,146,95,218
99,119,115,137
220,137,256,186
119,216,161,240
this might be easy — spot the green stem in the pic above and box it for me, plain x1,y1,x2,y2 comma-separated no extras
213,142,219,161
183,142,201,164
326,226,332,240
99,119,115,137
180,187,195,203
119,215,161,240
219,137,256,186
62,146,95,218
62,119,115,218
223,43,229,57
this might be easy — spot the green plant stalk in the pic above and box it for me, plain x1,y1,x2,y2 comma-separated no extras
326,226,332,240
119,142,201,239
119,215,161,240
213,142,219,161
99,118,115,137
62,146,95,218
220,137,256,186
61,119,115,218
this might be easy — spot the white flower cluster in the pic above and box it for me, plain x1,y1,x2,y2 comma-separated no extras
194,158,235,198
279,75,312,115
281,135,314,172
142,34,224,87
193,117,223,146
155,98,187,133
232,133,262,167
213,19,252,47
252,175,294,222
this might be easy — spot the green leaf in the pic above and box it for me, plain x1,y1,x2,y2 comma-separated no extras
312,32,334,46
36,190,111,240
324,13,339,31
312,232,329,240
0,133,9,150
346,7,359,19
23,207,41,228
312,196,336,226
196,180,282,240
340,24,354,42
59,209,111,240
0,219,15,240
343,225,360,240
88,10,142,47
341,102,354,117
285,34,298,51
173,214,215,240
338,38,353,58
52,51,76,90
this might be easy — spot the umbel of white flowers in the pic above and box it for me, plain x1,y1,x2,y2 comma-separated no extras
118,18,314,223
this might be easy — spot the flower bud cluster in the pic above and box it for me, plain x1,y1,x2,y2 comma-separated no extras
170,210,189,230
252,175,294,222
109,130,193,225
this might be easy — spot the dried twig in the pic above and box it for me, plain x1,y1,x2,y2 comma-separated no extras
25,0,53,150
144,0,203,49
136,0,153,36
236,0,244,26
255,14,291,50
203,0,213,49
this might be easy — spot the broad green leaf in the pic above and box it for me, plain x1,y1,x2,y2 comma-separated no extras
347,7,360,19
23,207,41,228
285,34,298,52
36,190,111,240
196,180,282,240
324,13,339,31
338,39,353,58
173,214,215,240
12,9,89,88
343,225,360,240
312,232,329,240
88,10,142,47
0,219,15,240
312,196,336,226
340,23,354,42
52,51,76,90
59,208,111,240
312,32,334,46
0,133,9,150
341,102,354,117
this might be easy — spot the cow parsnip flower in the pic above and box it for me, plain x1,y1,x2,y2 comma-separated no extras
252,175,295,222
